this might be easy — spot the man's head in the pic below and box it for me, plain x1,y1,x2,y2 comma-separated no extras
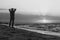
9,8,16,13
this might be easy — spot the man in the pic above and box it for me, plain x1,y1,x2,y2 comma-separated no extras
9,8,16,28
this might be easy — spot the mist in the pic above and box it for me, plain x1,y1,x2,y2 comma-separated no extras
0,0,60,16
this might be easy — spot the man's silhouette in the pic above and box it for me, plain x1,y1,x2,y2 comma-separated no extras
9,8,16,28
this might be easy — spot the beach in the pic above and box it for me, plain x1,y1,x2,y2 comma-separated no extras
0,23,60,40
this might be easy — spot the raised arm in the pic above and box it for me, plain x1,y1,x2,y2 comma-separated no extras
9,8,16,13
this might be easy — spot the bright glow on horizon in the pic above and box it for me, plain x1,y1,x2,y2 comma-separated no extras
42,19,49,23
36,18,52,23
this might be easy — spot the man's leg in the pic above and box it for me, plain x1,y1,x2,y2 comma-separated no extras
11,19,15,31
12,19,14,28
9,18,12,27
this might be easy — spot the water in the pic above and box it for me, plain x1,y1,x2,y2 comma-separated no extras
0,13,60,23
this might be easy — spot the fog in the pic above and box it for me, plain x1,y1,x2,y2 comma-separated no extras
0,0,60,16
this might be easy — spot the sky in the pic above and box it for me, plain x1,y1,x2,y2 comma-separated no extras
0,0,60,16
0,0,60,23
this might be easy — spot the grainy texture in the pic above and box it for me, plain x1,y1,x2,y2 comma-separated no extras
0,24,60,40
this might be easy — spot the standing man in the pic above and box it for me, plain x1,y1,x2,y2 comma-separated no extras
9,8,16,28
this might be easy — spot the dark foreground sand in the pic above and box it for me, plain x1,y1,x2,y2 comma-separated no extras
0,25,60,40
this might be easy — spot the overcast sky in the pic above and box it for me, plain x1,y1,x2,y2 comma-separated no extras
0,0,60,16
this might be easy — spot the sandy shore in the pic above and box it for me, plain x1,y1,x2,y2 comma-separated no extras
0,24,60,40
